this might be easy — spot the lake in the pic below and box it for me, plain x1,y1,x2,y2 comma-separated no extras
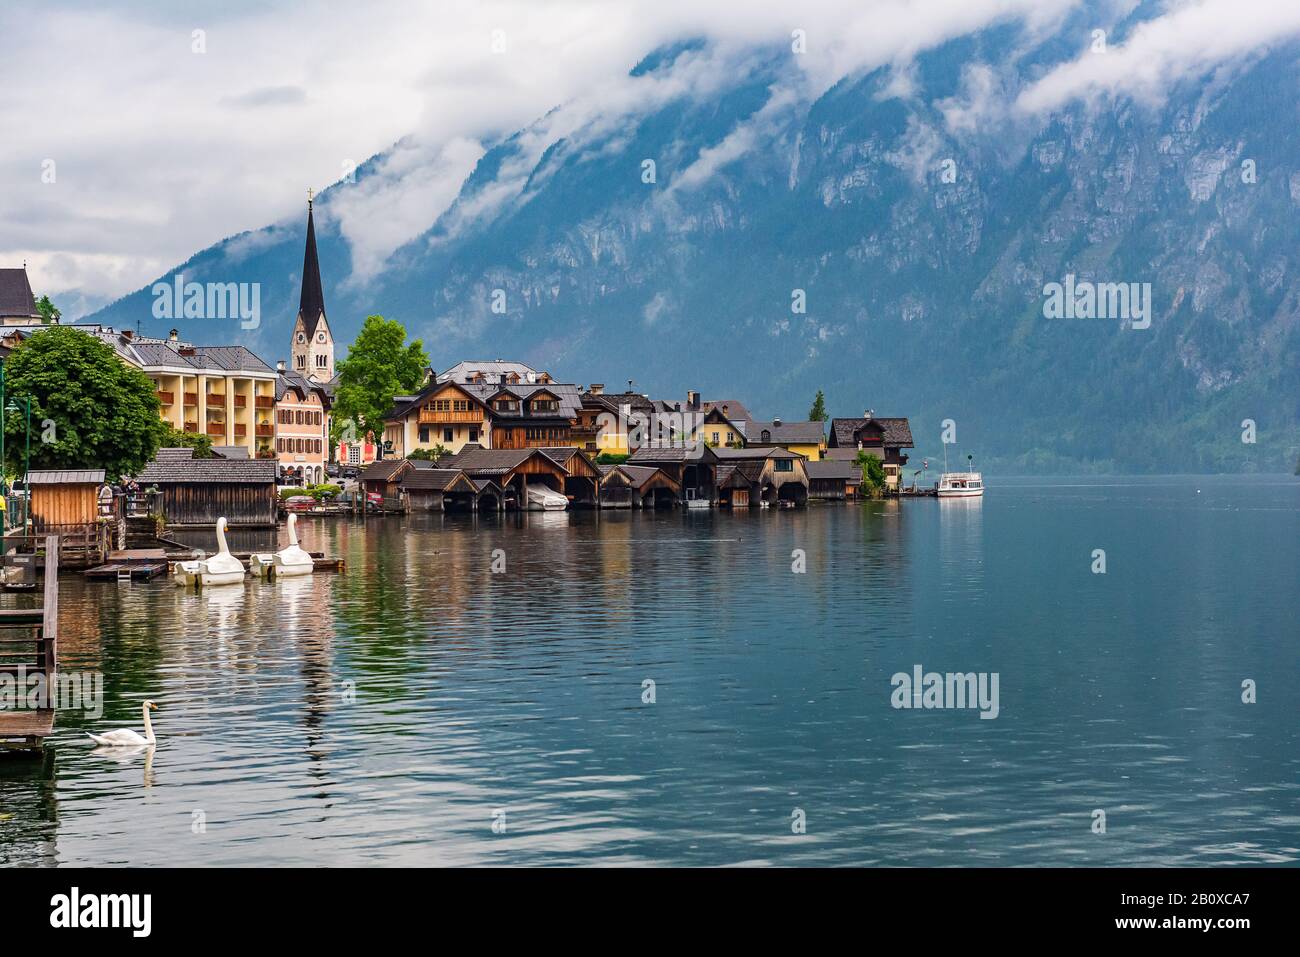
1,475,1296,866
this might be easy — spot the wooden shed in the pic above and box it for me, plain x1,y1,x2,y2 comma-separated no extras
28,470,105,530
135,448,277,527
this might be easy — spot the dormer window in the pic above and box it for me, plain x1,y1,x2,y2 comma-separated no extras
494,399,520,413
531,399,559,414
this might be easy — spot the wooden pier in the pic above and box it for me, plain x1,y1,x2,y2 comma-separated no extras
84,549,172,582
0,536,59,751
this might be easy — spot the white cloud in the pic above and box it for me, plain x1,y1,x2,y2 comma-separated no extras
3,0,1298,315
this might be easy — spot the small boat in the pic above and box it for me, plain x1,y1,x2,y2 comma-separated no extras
196,518,246,586
937,471,984,497
937,452,984,498
273,513,314,577
525,483,568,511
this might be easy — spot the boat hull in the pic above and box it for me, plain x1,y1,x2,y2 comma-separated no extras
937,488,984,498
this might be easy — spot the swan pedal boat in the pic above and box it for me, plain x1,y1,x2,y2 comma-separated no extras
273,513,314,577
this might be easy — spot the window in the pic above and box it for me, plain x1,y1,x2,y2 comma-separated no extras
532,399,559,414
295,354,305,369
469,428,479,443
419,426,430,443
315,354,327,368
775,459,793,472
348,445,360,465
711,432,720,443
443,428,453,442
726,432,734,443
761,430,772,443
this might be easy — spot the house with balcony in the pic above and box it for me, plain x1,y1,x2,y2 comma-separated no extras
827,413,914,489
131,333,278,459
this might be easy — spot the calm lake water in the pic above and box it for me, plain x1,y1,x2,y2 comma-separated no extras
2,475,1297,866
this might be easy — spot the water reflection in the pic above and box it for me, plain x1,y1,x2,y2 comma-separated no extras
0,478,1296,866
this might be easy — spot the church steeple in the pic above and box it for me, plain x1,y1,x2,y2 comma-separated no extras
298,191,326,335
290,192,335,384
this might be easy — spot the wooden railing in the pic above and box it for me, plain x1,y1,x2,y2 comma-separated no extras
183,392,198,406
418,408,483,424
255,395,275,409
255,423,274,437
233,424,247,438
206,423,225,436
156,390,175,404
233,395,247,408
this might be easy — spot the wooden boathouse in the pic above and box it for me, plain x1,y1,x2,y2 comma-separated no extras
625,445,719,506
597,464,680,508
26,470,110,565
135,448,278,527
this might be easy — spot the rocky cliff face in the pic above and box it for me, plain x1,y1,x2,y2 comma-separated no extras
89,26,1300,472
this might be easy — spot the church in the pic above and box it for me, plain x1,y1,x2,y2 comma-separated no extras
289,193,335,383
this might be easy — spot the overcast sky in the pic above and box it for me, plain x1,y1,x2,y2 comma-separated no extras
3,0,1297,316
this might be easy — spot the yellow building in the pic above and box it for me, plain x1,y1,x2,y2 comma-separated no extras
132,331,279,458
384,381,490,457
742,419,825,460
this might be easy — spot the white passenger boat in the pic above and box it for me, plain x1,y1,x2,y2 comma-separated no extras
937,452,984,498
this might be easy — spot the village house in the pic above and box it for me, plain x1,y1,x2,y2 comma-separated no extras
713,446,809,507
383,378,582,457
274,364,330,485
435,360,553,386
743,418,826,460
827,413,914,490
575,385,657,454
625,445,719,506
596,463,681,509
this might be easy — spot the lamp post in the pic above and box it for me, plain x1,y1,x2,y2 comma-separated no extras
6,398,29,531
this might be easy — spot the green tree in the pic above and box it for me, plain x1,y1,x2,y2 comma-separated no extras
408,445,449,462
161,426,215,458
809,390,828,422
331,315,428,445
854,449,887,499
35,295,61,325
2,326,167,479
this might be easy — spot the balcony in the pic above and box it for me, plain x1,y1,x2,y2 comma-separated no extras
255,395,274,409
205,423,225,437
233,395,247,409
233,424,247,438
418,408,484,425
255,423,274,438
156,390,175,405
183,392,198,406
183,422,198,434
205,391,225,403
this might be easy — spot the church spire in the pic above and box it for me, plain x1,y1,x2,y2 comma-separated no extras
298,194,325,334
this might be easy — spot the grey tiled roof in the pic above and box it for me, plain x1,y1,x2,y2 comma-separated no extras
136,450,276,484
746,420,825,445
627,445,719,464
830,417,914,448
27,469,105,485
401,468,471,491
805,460,858,480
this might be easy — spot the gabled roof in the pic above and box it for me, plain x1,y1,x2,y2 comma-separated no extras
582,391,656,415
746,420,825,445
136,450,276,484
438,360,544,384
401,468,475,492
386,378,494,421
461,381,581,419
627,444,719,465
713,446,803,460
360,458,410,482
439,447,566,476
597,463,680,491
0,267,39,319
829,417,914,448
701,399,753,424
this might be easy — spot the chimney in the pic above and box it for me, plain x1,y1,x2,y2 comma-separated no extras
773,416,782,427
589,383,604,395
169,328,178,341
277,360,286,372
687,390,700,410
722,404,729,416
121,329,133,341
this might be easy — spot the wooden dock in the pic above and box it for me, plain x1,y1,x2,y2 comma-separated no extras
84,548,171,582
0,536,59,751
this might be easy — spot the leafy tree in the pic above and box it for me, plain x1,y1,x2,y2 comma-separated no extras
161,426,215,458
808,390,828,422
2,326,167,479
854,449,887,498
35,295,61,324
408,445,449,462
331,315,428,444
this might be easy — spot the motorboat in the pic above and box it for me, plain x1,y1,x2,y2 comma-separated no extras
525,483,568,511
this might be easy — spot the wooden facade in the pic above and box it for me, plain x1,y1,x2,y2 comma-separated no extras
136,450,278,527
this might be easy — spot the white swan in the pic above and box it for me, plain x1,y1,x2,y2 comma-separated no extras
273,513,314,577
87,700,158,746
198,517,245,586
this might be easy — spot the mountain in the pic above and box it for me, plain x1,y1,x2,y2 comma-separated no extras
85,16,1300,474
